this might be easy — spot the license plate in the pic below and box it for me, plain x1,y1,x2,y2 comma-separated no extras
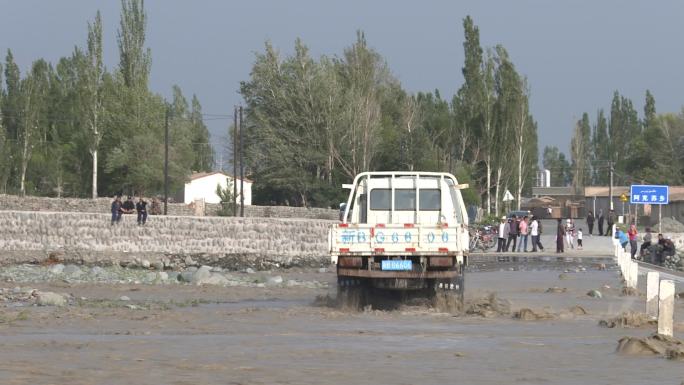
381,260,412,271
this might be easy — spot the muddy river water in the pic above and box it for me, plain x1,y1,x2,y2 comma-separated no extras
0,266,682,385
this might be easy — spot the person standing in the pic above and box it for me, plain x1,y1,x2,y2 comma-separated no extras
111,196,122,225
506,216,518,252
497,216,507,252
530,216,544,252
136,197,148,225
628,223,638,259
565,218,575,249
556,218,565,253
577,228,583,250
597,209,605,236
517,216,529,252
607,209,615,236
586,210,595,236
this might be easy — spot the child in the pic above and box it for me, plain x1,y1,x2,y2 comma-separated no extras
577,228,583,250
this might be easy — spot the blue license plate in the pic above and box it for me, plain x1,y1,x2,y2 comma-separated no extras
381,260,412,271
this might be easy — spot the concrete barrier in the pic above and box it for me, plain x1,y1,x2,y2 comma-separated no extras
646,271,659,317
657,280,675,337
627,261,638,289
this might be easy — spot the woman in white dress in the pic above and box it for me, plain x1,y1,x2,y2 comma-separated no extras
565,218,575,249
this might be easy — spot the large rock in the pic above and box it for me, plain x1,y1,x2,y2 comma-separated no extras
178,271,194,283
48,264,65,274
267,275,283,285
62,265,82,277
200,273,229,286
190,266,213,285
36,291,67,306
144,272,158,283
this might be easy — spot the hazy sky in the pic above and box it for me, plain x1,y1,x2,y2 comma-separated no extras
2,0,683,166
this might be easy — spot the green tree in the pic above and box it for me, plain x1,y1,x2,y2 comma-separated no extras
2,50,21,192
117,0,150,90
571,112,591,189
643,89,656,130
542,146,571,186
83,11,105,198
591,109,609,184
17,60,51,195
0,61,7,192
190,94,213,172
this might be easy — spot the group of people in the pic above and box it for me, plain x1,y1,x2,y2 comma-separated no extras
555,218,583,253
110,196,160,226
496,215,544,252
585,209,617,237
614,224,676,265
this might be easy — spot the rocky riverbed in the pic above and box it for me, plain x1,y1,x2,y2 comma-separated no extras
0,262,682,385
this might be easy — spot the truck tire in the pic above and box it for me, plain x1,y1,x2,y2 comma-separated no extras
336,277,369,310
430,265,465,313
456,267,465,304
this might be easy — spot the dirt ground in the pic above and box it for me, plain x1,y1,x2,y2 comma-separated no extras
0,266,682,385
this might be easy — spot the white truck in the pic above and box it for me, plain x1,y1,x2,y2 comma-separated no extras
329,171,469,309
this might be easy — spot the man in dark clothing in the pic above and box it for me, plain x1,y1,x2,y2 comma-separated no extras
606,209,615,236
556,218,565,253
586,211,595,235
597,209,605,236
506,216,518,252
655,234,675,265
111,196,122,225
136,197,148,225
122,196,135,214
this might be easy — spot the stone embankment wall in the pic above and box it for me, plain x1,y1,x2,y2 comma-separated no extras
0,211,334,268
0,195,338,220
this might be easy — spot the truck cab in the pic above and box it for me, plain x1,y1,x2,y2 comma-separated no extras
329,172,469,309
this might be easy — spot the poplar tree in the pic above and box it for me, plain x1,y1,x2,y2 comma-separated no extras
190,95,213,172
82,11,105,199
591,109,609,184
571,112,591,189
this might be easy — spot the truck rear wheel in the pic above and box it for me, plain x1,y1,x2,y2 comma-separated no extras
336,277,369,311
431,267,465,314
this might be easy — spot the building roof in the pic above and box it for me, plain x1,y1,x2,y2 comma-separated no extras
531,186,577,196
584,186,629,197
189,171,253,183
584,186,684,201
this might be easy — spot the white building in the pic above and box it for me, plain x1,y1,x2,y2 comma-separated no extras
184,171,252,205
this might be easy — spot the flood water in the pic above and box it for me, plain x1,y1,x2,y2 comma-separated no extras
0,267,682,385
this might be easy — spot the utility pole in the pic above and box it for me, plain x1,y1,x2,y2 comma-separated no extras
239,106,245,217
164,106,170,216
608,161,614,211
233,106,238,217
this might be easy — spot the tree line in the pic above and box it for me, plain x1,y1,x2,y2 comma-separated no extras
544,90,684,188
0,0,213,198
240,16,538,213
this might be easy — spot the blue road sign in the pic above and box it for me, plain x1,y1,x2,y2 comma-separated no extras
630,185,669,205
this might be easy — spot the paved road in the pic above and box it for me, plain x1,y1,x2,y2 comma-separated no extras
473,218,615,258
637,261,684,284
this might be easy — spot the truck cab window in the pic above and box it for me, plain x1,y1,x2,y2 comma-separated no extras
370,189,391,210
419,189,441,211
